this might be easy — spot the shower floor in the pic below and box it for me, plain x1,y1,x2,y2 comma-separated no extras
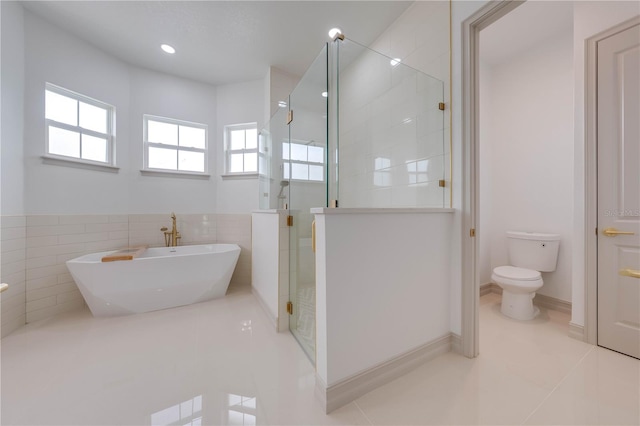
293,285,315,360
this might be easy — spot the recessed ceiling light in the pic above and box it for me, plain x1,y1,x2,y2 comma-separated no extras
321,92,328,98
328,28,342,39
161,44,176,54
390,58,402,67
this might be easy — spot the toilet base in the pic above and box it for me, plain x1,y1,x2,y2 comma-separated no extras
500,290,539,320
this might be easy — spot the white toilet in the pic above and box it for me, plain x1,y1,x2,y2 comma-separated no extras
492,231,560,320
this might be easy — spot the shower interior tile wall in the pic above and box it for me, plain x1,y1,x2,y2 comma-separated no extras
339,67,445,207
338,0,451,208
1,213,252,337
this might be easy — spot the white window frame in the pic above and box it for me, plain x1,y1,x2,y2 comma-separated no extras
282,139,325,182
224,122,258,176
44,83,116,167
143,114,209,176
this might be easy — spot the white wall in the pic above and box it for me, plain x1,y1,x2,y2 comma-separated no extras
315,210,452,387
478,30,574,302
267,66,299,121
478,60,493,285
23,11,131,214
251,212,281,327
1,0,25,216
216,79,265,214
128,68,217,214
2,2,28,337
571,1,640,326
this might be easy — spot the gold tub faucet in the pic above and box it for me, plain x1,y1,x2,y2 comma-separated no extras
160,212,181,247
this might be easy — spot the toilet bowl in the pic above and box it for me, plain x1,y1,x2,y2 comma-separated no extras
492,266,543,320
492,231,560,321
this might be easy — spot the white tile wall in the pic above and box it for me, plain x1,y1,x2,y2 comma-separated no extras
339,0,451,208
1,213,252,335
1,216,27,337
216,214,252,290
338,2,450,208
25,214,128,324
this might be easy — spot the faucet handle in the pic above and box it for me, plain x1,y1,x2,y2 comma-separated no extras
160,227,168,232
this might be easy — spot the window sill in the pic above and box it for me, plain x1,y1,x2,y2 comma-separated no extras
42,155,119,173
221,173,259,180
140,169,210,180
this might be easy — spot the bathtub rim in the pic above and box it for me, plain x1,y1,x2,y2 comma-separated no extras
66,243,241,264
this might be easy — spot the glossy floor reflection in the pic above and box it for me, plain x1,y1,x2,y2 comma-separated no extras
1,291,638,425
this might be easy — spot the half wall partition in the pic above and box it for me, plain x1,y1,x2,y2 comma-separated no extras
257,37,446,362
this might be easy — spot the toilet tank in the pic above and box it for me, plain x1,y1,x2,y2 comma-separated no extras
507,231,560,272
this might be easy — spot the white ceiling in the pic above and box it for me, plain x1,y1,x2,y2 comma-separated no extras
21,1,413,86
480,1,574,65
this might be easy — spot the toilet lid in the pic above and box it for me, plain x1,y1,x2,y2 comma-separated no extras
493,266,541,281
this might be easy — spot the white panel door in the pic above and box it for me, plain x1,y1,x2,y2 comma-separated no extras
597,23,640,359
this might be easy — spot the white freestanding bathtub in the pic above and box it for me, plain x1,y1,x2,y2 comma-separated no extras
66,244,241,317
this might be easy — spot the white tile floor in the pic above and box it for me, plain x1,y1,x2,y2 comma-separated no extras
1,291,638,425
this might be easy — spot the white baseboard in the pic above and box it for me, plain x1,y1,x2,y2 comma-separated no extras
277,313,288,333
316,333,454,413
534,293,572,315
480,283,572,315
451,333,462,354
251,287,277,331
480,282,498,296
568,322,585,341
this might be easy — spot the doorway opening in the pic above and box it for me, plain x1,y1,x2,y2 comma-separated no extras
476,1,574,349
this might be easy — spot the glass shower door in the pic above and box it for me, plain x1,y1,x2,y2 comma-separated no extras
335,37,446,208
286,45,328,362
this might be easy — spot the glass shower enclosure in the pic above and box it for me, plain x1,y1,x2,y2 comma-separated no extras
259,37,446,363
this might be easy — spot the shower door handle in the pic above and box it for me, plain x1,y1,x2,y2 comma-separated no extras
602,228,635,237
619,269,640,279
312,220,316,253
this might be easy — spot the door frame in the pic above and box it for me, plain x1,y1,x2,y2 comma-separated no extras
585,16,640,346
460,0,525,358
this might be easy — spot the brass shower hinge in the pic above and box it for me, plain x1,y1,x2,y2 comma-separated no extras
286,301,293,315
287,215,293,227
438,102,445,111
470,228,476,237
287,110,294,125
439,179,446,187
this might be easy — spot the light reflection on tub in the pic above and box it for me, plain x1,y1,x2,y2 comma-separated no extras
66,244,240,317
